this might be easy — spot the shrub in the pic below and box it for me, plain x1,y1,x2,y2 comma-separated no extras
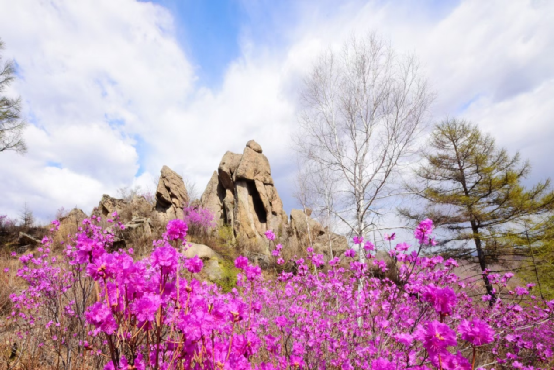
5,218,554,369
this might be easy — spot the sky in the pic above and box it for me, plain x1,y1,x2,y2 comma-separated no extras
0,0,553,224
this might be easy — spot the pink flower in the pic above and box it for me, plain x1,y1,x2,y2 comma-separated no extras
414,218,434,244
264,230,275,241
185,255,203,273
394,333,414,346
458,318,495,346
371,358,395,370
395,242,410,251
363,241,375,251
151,246,179,274
235,256,248,269
422,285,457,316
352,236,364,245
344,249,356,258
384,233,395,241
85,303,118,334
166,219,188,241
414,320,457,355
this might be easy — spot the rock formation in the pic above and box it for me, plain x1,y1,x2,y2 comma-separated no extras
201,140,288,254
289,209,348,257
155,165,189,222
60,208,87,228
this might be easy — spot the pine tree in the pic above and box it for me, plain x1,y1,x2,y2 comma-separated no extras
401,119,554,299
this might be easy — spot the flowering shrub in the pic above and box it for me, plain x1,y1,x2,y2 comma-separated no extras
4,218,554,369
182,203,215,236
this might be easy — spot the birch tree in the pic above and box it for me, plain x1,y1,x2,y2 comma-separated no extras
0,38,26,154
294,33,432,256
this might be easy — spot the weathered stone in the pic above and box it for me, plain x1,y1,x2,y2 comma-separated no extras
218,152,242,190
18,232,40,246
123,217,152,237
184,243,222,260
200,141,288,259
200,171,224,223
234,147,273,185
289,209,348,257
94,194,128,217
60,208,87,227
246,139,262,153
223,189,234,225
155,165,189,222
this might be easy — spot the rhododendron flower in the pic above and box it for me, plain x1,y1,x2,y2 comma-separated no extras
235,256,248,269
414,218,434,244
271,249,280,256
151,246,179,274
371,358,395,370
277,258,284,265
395,242,410,251
415,320,457,355
264,230,275,241
438,351,471,370
166,219,188,241
344,249,356,258
245,265,262,281
352,236,363,244
458,318,495,346
384,233,395,241
363,241,375,251
312,253,324,267
85,302,118,334
132,294,162,324
185,255,203,273
86,253,117,280
394,333,414,346
422,285,457,315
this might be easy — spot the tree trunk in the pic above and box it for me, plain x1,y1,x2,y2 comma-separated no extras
470,220,495,304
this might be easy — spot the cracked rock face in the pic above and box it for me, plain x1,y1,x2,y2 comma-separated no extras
201,140,287,254
155,165,189,222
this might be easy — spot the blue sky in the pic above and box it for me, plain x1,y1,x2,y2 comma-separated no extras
0,0,553,224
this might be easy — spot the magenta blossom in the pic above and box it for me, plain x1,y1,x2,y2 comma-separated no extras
235,256,248,269
185,255,203,274
422,285,457,316
352,236,364,245
344,249,356,258
151,246,179,274
166,219,188,241
458,318,495,346
363,241,375,251
415,218,434,244
395,242,410,251
415,320,457,355
264,230,275,241
85,302,118,335
384,233,395,241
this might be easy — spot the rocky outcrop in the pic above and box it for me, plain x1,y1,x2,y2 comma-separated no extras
289,209,348,257
18,232,40,246
60,208,87,227
184,243,224,281
155,165,189,222
94,195,128,217
200,140,288,255
123,217,152,237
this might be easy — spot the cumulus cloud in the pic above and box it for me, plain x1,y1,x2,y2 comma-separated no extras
0,0,553,225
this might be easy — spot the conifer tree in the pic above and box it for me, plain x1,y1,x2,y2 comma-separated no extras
402,118,554,299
